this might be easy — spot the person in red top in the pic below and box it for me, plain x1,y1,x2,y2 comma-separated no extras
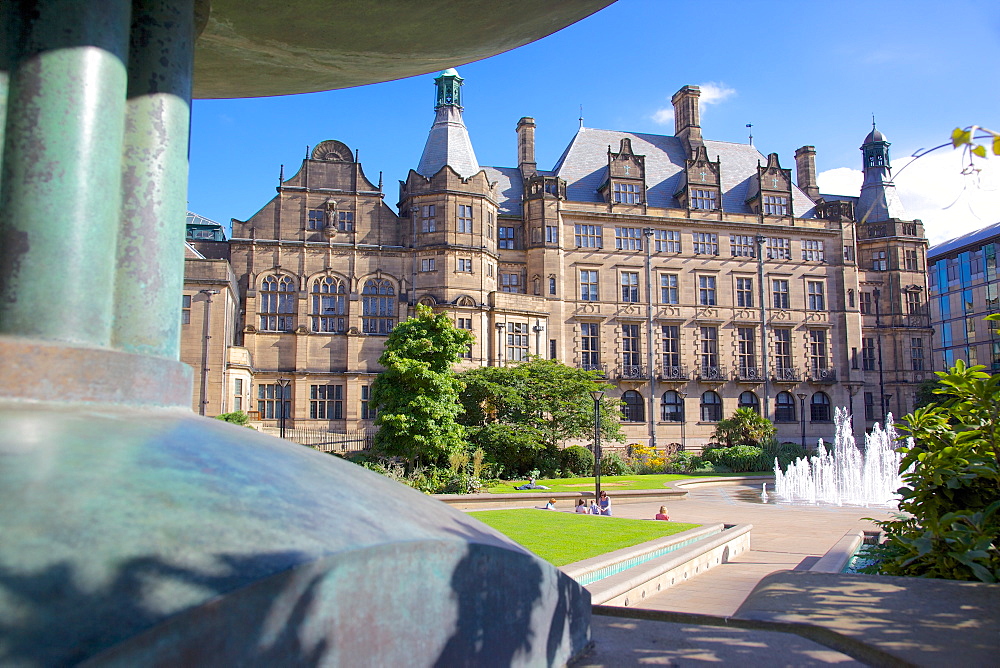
654,505,670,521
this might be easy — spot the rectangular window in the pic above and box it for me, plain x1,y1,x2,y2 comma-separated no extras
181,294,191,325
457,204,473,233
801,239,825,262
507,323,529,361
257,383,290,420
660,274,678,304
621,271,639,302
730,235,756,257
859,291,872,314
772,279,790,309
501,272,521,293
421,204,436,233
807,281,826,311
309,384,343,420
864,392,876,420
692,232,719,255
871,250,888,271
738,327,756,373
763,195,789,215
906,291,922,315
233,378,244,412
548,277,556,295
766,237,791,260
613,182,642,204
621,324,641,369
661,325,680,370
574,224,603,248
457,317,472,330
700,326,719,370
911,338,925,371
809,330,828,371
862,338,876,371
844,244,856,262
545,225,558,243
774,328,792,371
486,263,494,278
690,189,717,210
654,229,681,253
549,339,557,360
361,385,376,420
736,277,754,308
420,258,436,272
699,275,717,306
457,258,472,272
498,226,515,249
308,209,325,230
904,249,918,271
615,227,642,250
580,270,599,301
902,222,917,236
337,211,354,232
581,322,600,369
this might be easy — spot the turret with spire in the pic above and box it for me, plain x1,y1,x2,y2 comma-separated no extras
856,121,906,223
415,68,481,180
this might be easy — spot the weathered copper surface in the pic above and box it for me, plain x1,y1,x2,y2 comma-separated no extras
192,0,615,98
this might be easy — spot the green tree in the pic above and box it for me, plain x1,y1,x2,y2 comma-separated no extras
370,305,474,467
457,358,623,475
711,408,776,448
873,359,1000,582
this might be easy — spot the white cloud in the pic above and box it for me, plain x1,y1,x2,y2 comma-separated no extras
650,81,736,126
817,150,1000,246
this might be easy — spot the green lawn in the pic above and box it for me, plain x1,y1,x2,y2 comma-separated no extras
490,471,769,494
471,509,700,566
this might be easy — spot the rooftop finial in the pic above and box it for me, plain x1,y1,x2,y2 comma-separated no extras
279,164,284,185
579,104,584,129
746,123,753,146
872,114,877,131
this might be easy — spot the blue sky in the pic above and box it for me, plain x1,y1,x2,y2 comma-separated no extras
187,0,999,246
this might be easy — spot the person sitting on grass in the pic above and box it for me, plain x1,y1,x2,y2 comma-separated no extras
575,499,588,514
598,490,612,516
655,506,670,521
589,500,600,515
543,498,557,510
515,477,550,490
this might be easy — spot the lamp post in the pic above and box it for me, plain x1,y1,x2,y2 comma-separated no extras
872,287,887,424
277,377,291,439
796,392,807,448
590,390,604,501
495,323,506,366
845,383,861,442
197,289,219,416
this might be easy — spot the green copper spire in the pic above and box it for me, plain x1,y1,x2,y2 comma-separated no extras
435,68,463,109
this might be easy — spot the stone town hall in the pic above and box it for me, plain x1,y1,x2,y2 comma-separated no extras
182,69,932,450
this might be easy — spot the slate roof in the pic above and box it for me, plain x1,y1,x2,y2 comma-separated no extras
547,127,817,217
481,166,524,216
416,105,481,180
929,221,1000,259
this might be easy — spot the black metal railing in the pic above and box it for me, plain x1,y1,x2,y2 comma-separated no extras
809,367,837,383
772,367,800,382
659,365,688,381
617,364,647,380
697,365,727,382
735,366,765,382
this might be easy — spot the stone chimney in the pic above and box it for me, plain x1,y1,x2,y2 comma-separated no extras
794,145,821,202
517,117,536,178
671,85,703,152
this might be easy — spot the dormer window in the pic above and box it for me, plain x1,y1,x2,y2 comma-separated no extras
763,195,788,216
613,182,642,204
690,189,718,210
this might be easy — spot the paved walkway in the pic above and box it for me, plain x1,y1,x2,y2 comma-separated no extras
604,479,895,616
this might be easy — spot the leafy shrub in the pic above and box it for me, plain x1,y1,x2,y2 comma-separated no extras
702,444,766,472
872,360,1000,582
561,445,595,476
712,408,776,447
214,410,254,428
763,439,808,471
600,451,633,476
467,423,545,478
663,451,704,473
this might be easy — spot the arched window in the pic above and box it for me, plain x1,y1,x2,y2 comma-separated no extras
621,390,645,422
362,279,396,334
259,275,295,331
661,390,684,422
775,391,796,422
738,391,760,414
700,391,722,422
811,392,832,422
310,276,346,332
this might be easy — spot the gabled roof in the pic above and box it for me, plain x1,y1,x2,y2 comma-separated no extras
481,166,524,216
548,127,817,217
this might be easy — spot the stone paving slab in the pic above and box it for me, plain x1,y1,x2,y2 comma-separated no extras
735,571,1000,667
